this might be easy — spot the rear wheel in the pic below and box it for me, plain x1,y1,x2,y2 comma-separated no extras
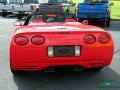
91,67,103,71
106,17,110,27
2,11,7,17
16,14,23,20
103,17,110,27
78,18,83,22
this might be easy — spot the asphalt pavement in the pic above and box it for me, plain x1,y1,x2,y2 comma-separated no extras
0,16,120,90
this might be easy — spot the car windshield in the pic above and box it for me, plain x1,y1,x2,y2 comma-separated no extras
0,0,7,3
29,14,66,23
9,0,22,4
84,0,108,3
24,0,39,4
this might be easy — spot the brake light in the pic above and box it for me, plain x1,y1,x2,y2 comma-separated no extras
61,6,64,10
15,36,29,46
30,5,34,11
31,35,45,45
98,34,110,44
47,14,56,17
84,34,96,44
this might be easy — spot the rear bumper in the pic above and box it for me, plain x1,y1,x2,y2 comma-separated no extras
77,13,110,20
10,45,114,71
12,11,31,15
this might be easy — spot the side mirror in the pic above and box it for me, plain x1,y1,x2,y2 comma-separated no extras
110,2,114,6
14,21,22,26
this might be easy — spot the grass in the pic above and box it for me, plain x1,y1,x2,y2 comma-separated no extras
72,0,120,20
110,1,120,20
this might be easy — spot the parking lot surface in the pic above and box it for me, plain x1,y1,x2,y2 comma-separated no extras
0,16,120,90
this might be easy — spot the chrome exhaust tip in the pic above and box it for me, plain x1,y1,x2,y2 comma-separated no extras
44,68,51,73
50,68,55,73
73,66,79,72
44,68,56,73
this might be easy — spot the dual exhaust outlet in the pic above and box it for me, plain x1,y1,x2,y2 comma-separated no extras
44,66,83,73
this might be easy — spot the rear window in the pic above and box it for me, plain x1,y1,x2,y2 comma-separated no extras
23,0,39,4
9,0,22,4
0,0,7,3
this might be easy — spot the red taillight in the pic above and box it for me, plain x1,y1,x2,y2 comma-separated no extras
98,34,110,44
61,6,64,10
30,5,34,10
84,34,96,44
15,36,29,46
31,35,45,45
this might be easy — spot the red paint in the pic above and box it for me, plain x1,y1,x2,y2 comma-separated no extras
10,20,114,71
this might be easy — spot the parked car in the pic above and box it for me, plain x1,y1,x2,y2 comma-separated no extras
10,0,39,19
0,0,13,17
10,11,114,74
33,0,76,15
76,0,113,27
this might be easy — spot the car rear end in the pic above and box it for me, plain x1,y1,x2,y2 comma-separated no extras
10,28,114,72
77,0,110,22
38,3,64,14
47,0,75,14
0,0,12,17
12,0,39,19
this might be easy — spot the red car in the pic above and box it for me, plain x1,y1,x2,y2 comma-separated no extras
10,13,114,74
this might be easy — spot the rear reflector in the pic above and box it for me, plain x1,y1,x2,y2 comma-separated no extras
31,35,45,45
84,34,96,44
98,34,110,44
15,36,29,46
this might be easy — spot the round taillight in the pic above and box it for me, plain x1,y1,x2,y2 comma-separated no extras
31,35,45,45
98,34,110,44
15,36,29,46
84,34,96,44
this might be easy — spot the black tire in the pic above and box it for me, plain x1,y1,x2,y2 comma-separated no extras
36,8,39,13
2,11,7,17
16,14,23,20
103,17,110,27
78,18,83,22
91,67,103,71
106,17,110,27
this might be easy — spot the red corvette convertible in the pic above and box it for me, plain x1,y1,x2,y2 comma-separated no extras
10,13,114,74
